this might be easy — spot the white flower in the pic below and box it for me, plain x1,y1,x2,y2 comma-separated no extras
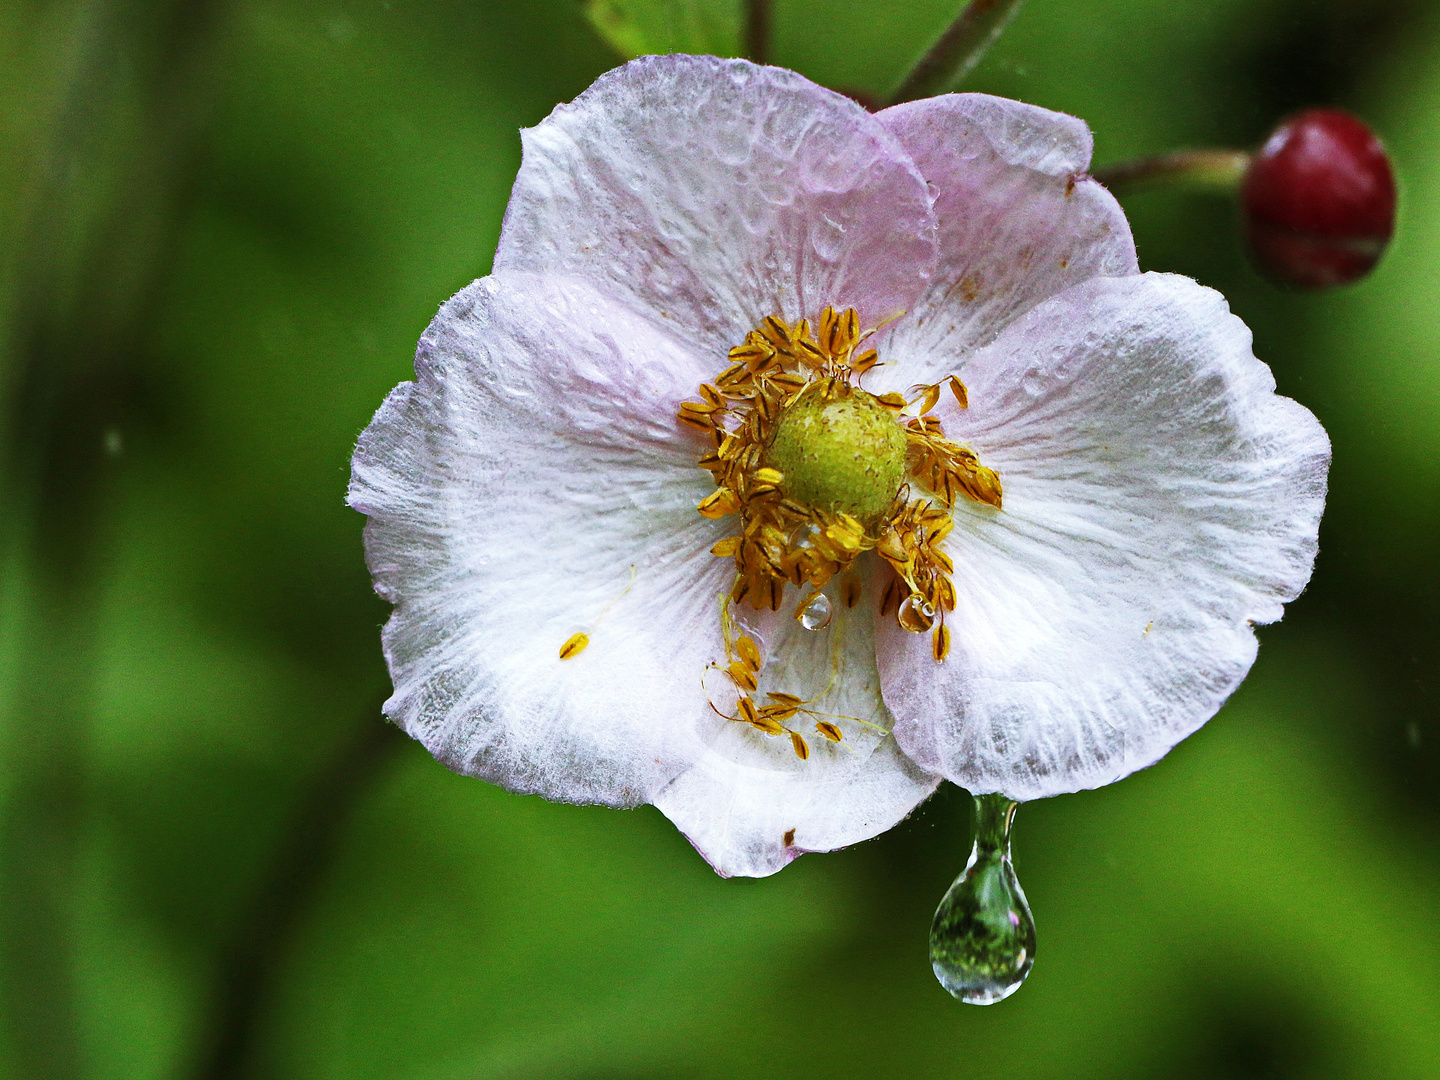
348,56,1329,878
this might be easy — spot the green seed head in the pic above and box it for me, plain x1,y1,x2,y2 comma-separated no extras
766,388,910,525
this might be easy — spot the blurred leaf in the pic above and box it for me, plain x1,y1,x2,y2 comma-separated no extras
5,1,1440,1078
583,0,743,59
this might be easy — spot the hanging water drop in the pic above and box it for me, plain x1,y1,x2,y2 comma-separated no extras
897,594,935,633
929,794,1035,1005
797,592,833,630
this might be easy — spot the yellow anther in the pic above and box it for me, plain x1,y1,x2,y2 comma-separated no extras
796,339,827,368
698,489,741,518
875,529,907,563
762,702,799,723
558,632,589,660
936,576,956,612
819,306,840,351
911,383,942,416
689,310,1003,764
557,565,634,661
678,412,716,433
949,375,969,409
768,372,808,393
736,635,762,672
790,732,810,760
737,695,785,735
932,623,951,662
728,342,769,363
728,660,758,692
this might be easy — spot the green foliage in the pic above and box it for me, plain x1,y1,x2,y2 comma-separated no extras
1,1,1438,1078
583,0,744,59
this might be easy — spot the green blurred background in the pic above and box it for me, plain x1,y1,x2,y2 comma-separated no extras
2,1,1438,1077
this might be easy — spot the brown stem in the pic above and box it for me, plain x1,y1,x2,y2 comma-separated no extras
1091,149,1253,196
745,0,772,65
190,711,406,1080
888,0,1027,105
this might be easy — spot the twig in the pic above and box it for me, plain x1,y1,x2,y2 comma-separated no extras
889,0,1027,105
190,709,406,1080
745,0,772,65
1091,149,1252,196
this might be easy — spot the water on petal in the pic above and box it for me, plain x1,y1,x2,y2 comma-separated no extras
798,592,833,631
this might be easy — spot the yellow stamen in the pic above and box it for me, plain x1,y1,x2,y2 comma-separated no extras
558,565,636,660
736,635,762,671
558,632,588,660
682,307,1004,762
932,623,951,662
698,489,741,518
728,660,758,692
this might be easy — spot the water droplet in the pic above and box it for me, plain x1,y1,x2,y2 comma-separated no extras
797,592,833,631
929,794,1035,1005
811,214,847,262
787,523,819,550
897,595,935,633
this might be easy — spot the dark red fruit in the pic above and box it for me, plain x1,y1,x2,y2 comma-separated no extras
1242,108,1396,288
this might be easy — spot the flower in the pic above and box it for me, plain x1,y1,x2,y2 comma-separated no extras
348,55,1330,878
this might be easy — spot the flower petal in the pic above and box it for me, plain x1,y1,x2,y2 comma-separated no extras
872,93,1138,391
495,55,937,355
350,272,734,808
876,273,1329,801
654,567,939,878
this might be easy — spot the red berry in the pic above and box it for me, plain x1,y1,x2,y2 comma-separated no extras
1241,108,1396,288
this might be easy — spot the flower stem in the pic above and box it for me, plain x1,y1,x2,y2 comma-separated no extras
888,0,1027,105
190,709,405,1080
745,0,772,65
1091,149,1252,196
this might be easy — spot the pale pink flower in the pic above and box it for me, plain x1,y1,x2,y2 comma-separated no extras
349,56,1329,877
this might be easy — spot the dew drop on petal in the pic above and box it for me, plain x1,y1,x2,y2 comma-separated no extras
930,795,1036,1006
798,592,833,631
897,595,934,633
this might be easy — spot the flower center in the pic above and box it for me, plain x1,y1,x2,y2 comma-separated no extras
678,307,1002,759
766,384,910,527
